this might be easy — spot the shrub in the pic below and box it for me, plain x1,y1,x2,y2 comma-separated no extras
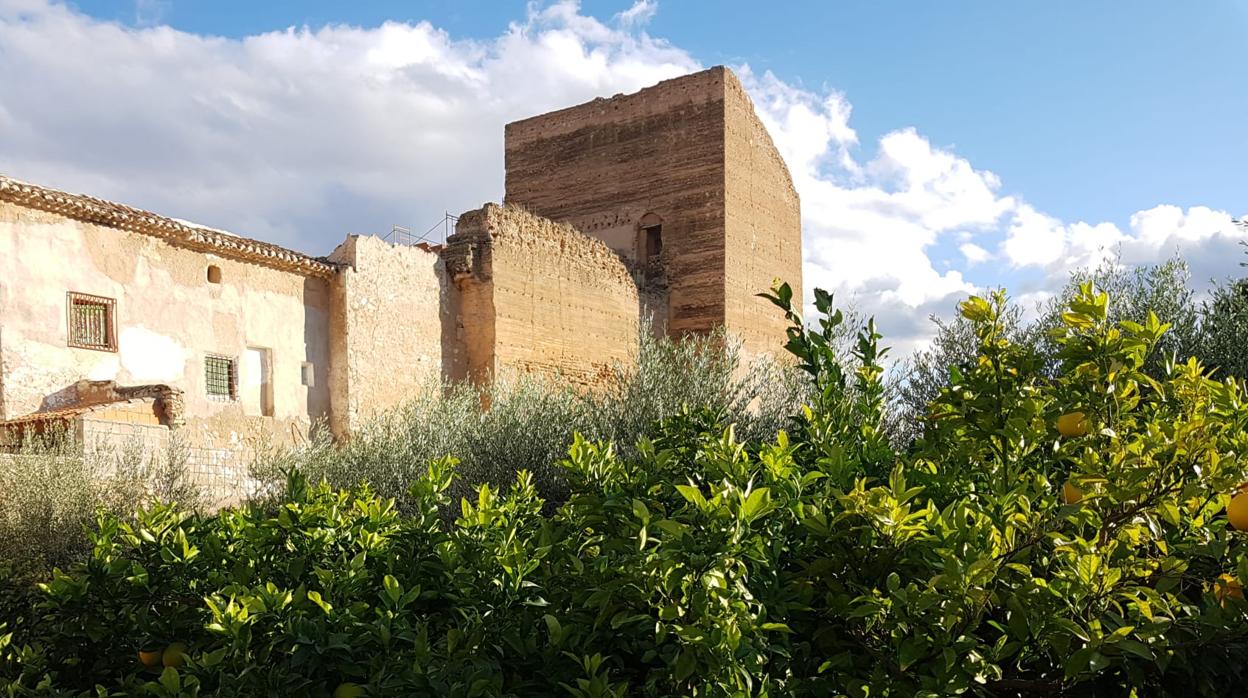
0,432,199,578
2,282,1246,696
253,329,809,509
1199,278,1248,381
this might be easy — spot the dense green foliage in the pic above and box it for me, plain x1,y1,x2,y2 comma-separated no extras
897,255,1248,446
2,280,1247,696
251,330,808,509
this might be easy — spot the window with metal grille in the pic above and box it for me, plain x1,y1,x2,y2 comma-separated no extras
67,292,116,351
205,354,237,400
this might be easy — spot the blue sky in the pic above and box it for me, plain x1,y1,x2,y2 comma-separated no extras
71,0,1248,226
3,1,1246,353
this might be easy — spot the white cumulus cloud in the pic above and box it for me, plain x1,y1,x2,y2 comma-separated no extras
1,0,1244,359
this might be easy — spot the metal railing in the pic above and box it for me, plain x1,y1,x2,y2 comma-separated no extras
384,213,459,247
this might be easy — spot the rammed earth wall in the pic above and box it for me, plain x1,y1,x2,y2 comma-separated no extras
502,66,801,359
445,204,640,387
327,235,446,437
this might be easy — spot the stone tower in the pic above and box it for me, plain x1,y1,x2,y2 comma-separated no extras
503,66,802,359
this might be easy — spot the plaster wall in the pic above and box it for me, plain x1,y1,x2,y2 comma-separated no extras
0,200,332,447
326,234,445,437
504,67,731,338
445,204,639,387
722,70,803,359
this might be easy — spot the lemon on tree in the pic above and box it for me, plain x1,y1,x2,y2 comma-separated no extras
138,648,163,669
1227,484,1248,531
1056,411,1089,438
162,642,187,669
1062,480,1084,504
333,682,366,698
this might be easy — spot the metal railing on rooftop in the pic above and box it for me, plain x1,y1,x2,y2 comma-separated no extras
385,213,459,247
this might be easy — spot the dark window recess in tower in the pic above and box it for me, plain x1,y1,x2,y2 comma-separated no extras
639,212,664,261
643,225,663,259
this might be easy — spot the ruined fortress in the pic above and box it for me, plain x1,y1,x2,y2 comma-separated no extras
0,67,801,486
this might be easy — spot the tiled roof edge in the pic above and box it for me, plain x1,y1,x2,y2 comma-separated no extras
0,174,340,278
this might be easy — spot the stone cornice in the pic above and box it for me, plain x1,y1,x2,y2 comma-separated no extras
0,174,339,279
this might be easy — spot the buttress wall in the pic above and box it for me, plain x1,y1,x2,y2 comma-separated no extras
326,235,445,437
503,67,731,338
444,204,639,388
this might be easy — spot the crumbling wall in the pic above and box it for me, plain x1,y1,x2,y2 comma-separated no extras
327,235,445,437
722,70,803,359
444,204,639,387
503,67,732,338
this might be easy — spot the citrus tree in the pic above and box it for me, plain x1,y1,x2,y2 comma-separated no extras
1,281,1245,696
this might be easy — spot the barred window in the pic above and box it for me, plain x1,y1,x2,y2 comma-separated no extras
205,354,237,400
67,293,116,351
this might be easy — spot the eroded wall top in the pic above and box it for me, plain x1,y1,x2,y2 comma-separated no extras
444,203,639,388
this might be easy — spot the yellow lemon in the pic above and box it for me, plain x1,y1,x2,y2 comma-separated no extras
1056,412,1090,438
1214,574,1244,605
333,683,366,698
161,642,187,668
1062,481,1084,505
1228,490,1248,531
138,648,163,668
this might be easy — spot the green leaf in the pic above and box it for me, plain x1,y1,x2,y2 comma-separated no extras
675,485,707,510
898,637,927,671
674,648,697,682
543,614,563,646
760,622,792,633
383,574,402,605
740,487,772,522
1116,639,1154,661
159,667,180,693
959,296,992,322
631,499,651,523
307,590,332,614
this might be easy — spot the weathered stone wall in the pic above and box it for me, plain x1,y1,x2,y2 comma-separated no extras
722,70,803,359
0,200,332,447
326,235,445,437
504,67,732,338
445,204,639,387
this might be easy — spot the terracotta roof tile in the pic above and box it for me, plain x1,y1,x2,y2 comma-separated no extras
0,174,340,278
0,405,93,427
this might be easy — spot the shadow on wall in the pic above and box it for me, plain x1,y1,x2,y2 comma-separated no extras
303,277,330,423
39,384,80,412
0,325,6,420
439,262,461,385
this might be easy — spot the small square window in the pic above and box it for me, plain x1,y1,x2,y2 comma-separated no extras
205,354,237,400
67,292,116,352
301,362,316,387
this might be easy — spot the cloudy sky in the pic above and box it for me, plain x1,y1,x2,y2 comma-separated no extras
2,0,1245,355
